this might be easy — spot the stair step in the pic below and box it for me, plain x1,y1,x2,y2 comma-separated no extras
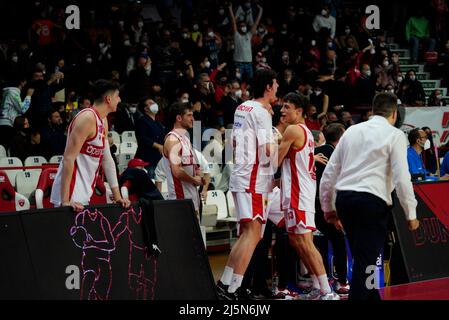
401,64,424,73
416,72,430,80
385,43,400,50
424,87,447,97
399,57,411,65
391,49,410,58
420,80,441,89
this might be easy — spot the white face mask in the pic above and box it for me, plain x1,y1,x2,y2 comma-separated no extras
123,39,131,46
181,98,189,103
208,31,215,38
149,103,159,114
437,94,443,99
219,9,225,15
204,61,211,68
345,28,350,35
364,70,371,77
241,26,248,33
99,42,105,48
383,60,389,67
311,40,316,46
236,72,241,79
138,21,144,28
314,90,322,96
261,57,267,63
410,76,416,81
321,9,328,16
388,89,395,94
235,89,242,98
129,107,137,114
424,139,431,150
193,24,199,31
258,28,265,34
370,48,376,55
397,76,403,82
11,56,18,63
182,33,189,39
118,21,124,27
86,57,93,64
328,41,333,48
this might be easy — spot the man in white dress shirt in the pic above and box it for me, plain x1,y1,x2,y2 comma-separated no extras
320,93,420,300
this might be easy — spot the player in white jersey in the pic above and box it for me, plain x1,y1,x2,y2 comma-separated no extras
278,92,339,300
217,69,278,300
51,80,130,211
162,102,203,215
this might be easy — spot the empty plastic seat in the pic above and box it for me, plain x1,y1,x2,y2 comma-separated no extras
35,168,58,209
121,131,137,143
205,190,228,220
0,145,7,160
0,157,23,187
49,155,63,164
0,170,30,212
16,170,40,199
108,130,121,145
24,156,47,175
119,141,138,155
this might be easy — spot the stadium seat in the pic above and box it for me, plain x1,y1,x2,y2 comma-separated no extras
209,173,222,189
108,130,121,145
205,190,228,220
117,153,134,167
90,176,108,205
16,170,40,199
121,131,137,143
24,156,47,175
49,155,63,164
0,157,23,187
226,191,236,218
35,168,58,209
118,164,128,175
120,141,138,155
0,170,30,212
207,163,222,177
0,145,6,160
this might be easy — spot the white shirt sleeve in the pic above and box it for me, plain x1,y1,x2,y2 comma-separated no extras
155,159,166,182
312,16,321,33
330,16,336,39
390,132,417,221
319,136,343,213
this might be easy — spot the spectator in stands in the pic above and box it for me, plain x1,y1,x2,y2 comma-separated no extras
309,82,329,118
406,8,436,63
355,64,375,106
326,111,339,124
407,128,437,180
39,109,67,160
391,52,402,86
340,111,355,129
422,126,439,174
0,76,34,152
113,103,139,134
125,54,152,103
312,5,336,39
221,80,242,127
228,2,263,83
427,89,447,106
397,70,426,106
10,116,37,162
134,97,165,179
305,105,321,131
374,55,395,91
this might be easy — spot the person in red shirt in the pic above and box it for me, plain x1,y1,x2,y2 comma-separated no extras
305,105,321,131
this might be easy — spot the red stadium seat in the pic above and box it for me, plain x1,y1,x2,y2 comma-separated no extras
90,176,108,205
35,168,58,209
0,170,30,212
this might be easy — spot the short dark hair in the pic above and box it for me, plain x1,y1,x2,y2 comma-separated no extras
323,123,345,143
372,92,397,118
272,104,283,127
168,102,193,128
92,79,120,104
47,108,60,119
283,92,309,110
137,96,154,113
252,69,277,99
408,128,422,146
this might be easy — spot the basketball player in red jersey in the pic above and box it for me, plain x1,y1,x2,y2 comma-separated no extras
51,80,130,211
278,93,339,300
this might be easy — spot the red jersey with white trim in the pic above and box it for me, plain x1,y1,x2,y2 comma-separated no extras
161,130,200,211
281,123,317,213
229,100,274,193
51,108,105,206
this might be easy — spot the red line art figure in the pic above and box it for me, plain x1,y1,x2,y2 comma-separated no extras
112,207,159,300
70,209,115,300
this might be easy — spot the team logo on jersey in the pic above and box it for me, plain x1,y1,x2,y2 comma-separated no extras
82,144,105,158
18,199,25,207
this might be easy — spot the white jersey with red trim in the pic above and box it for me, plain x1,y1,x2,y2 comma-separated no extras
51,108,105,206
281,123,317,213
229,100,274,193
161,130,200,211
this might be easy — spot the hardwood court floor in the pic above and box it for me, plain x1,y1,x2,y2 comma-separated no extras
208,251,230,282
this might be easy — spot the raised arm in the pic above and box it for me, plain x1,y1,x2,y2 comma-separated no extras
251,4,263,34
228,3,238,34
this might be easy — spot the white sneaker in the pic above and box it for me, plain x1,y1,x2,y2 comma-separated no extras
296,288,321,300
319,292,341,300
